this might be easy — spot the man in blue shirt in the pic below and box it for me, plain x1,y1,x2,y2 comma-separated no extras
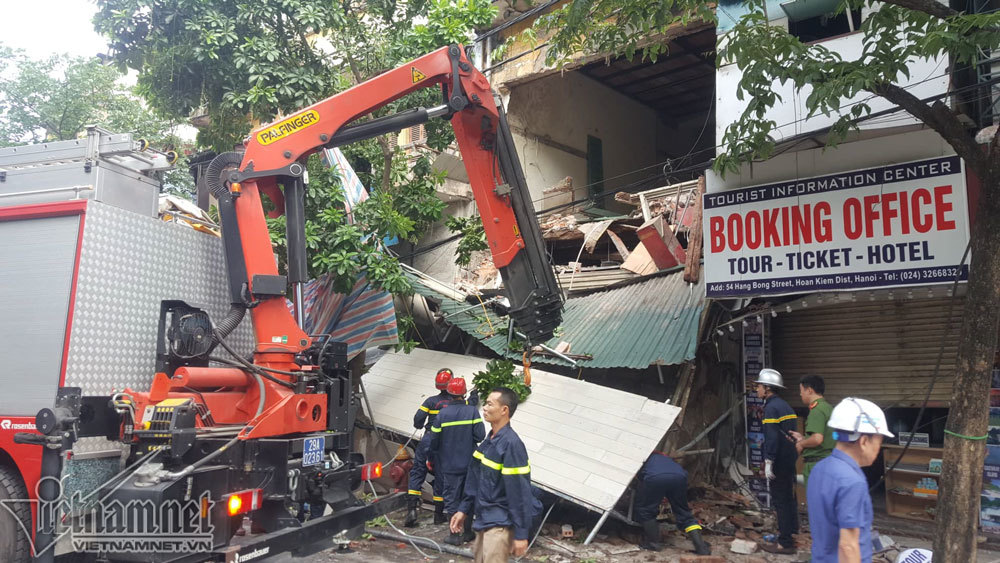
451,387,538,562
807,397,894,563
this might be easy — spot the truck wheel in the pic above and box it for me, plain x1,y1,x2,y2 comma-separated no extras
0,465,31,563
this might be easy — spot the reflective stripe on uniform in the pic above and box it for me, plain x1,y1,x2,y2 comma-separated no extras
472,450,529,474
473,450,503,471
684,524,702,533
433,496,444,502
440,418,482,427
418,406,440,414
431,426,442,433
762,414,797,424
408,489,421,495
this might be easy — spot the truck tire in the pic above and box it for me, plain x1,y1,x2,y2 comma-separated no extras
0,464,31,563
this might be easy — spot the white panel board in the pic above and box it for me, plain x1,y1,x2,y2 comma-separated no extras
364,349,681,512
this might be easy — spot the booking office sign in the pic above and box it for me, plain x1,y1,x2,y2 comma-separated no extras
703,156,970,298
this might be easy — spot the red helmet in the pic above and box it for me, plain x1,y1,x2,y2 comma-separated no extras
446,377,467,397
434,368,453,390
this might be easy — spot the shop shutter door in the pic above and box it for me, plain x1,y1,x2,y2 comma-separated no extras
772,297,963,407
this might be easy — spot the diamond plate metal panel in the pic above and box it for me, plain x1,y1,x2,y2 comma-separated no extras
65,200,254,399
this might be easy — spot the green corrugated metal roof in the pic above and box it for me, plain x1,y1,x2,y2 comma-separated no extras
406,268,705,369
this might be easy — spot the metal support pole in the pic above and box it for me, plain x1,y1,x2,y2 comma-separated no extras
583,510,611,545
515,331,578,366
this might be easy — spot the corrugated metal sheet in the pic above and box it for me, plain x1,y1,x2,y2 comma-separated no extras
406,269,705,369
554,271,706,369
556,266,639,295
365,348,682,512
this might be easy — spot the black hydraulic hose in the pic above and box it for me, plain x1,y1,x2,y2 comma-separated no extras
165,435,241,481
204,151,243,198
203,150,250,353
210,331,297,389
209,306,247,353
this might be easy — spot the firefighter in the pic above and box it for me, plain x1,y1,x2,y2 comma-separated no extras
634,452,711,554
404,368,454,527
429,377,486,545
451,387,537,561
755,368,800,554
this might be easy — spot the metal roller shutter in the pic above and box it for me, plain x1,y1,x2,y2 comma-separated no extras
772,297,962,408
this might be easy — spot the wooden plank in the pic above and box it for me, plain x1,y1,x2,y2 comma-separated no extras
683,175,705,283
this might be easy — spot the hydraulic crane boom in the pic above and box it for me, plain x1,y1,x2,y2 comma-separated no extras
205,44,562,364
8,47,566,563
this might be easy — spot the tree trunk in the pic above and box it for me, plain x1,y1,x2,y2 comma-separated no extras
933,171,1000,561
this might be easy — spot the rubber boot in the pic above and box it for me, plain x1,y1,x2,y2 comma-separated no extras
403,496,420,528
637,520,661,551
461,513,475,543
688,529,711,555
433,500,448,524
443,514,464,546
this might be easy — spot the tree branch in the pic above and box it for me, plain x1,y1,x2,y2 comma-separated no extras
343,46,393,192
876,0,959,19
871,81,986,176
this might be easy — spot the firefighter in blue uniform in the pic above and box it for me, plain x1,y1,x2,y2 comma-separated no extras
404,368,454,527
452,387,539,561
634,452,711,554
429,377,486,545
756,368,800,554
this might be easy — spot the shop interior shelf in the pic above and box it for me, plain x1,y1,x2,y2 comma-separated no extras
883,444,942,522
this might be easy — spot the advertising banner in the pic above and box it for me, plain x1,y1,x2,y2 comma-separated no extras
704,156,970,297
742,316,769,505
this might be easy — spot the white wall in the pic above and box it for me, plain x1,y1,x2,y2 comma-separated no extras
716,6,949,152
507,71,660,210
706,127,955,192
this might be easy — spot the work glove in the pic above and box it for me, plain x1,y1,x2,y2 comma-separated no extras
764,460,776,480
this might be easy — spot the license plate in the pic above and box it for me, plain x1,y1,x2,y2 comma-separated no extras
303,437,324,467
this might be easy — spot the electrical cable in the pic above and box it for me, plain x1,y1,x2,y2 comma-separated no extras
209,354,296,389
473,0,562,44
365,479,444,559
409,71,1000,265
513,499,558,562
358,374,395,461
861,241,969,493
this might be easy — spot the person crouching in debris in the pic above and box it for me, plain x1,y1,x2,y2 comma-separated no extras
756,368,800,554
429,377,486,545
808,398,893,563
404,368,454,527
634,451,711,554
451,387,537,562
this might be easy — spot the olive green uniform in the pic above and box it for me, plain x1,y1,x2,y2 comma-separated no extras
802,397,835,487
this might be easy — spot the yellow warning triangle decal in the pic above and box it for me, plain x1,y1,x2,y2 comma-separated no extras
411,67,427,83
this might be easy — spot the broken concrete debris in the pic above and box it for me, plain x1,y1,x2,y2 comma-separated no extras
729,538,758,554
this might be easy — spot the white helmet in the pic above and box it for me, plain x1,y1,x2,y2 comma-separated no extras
755,368,784,389
828,397,895,441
